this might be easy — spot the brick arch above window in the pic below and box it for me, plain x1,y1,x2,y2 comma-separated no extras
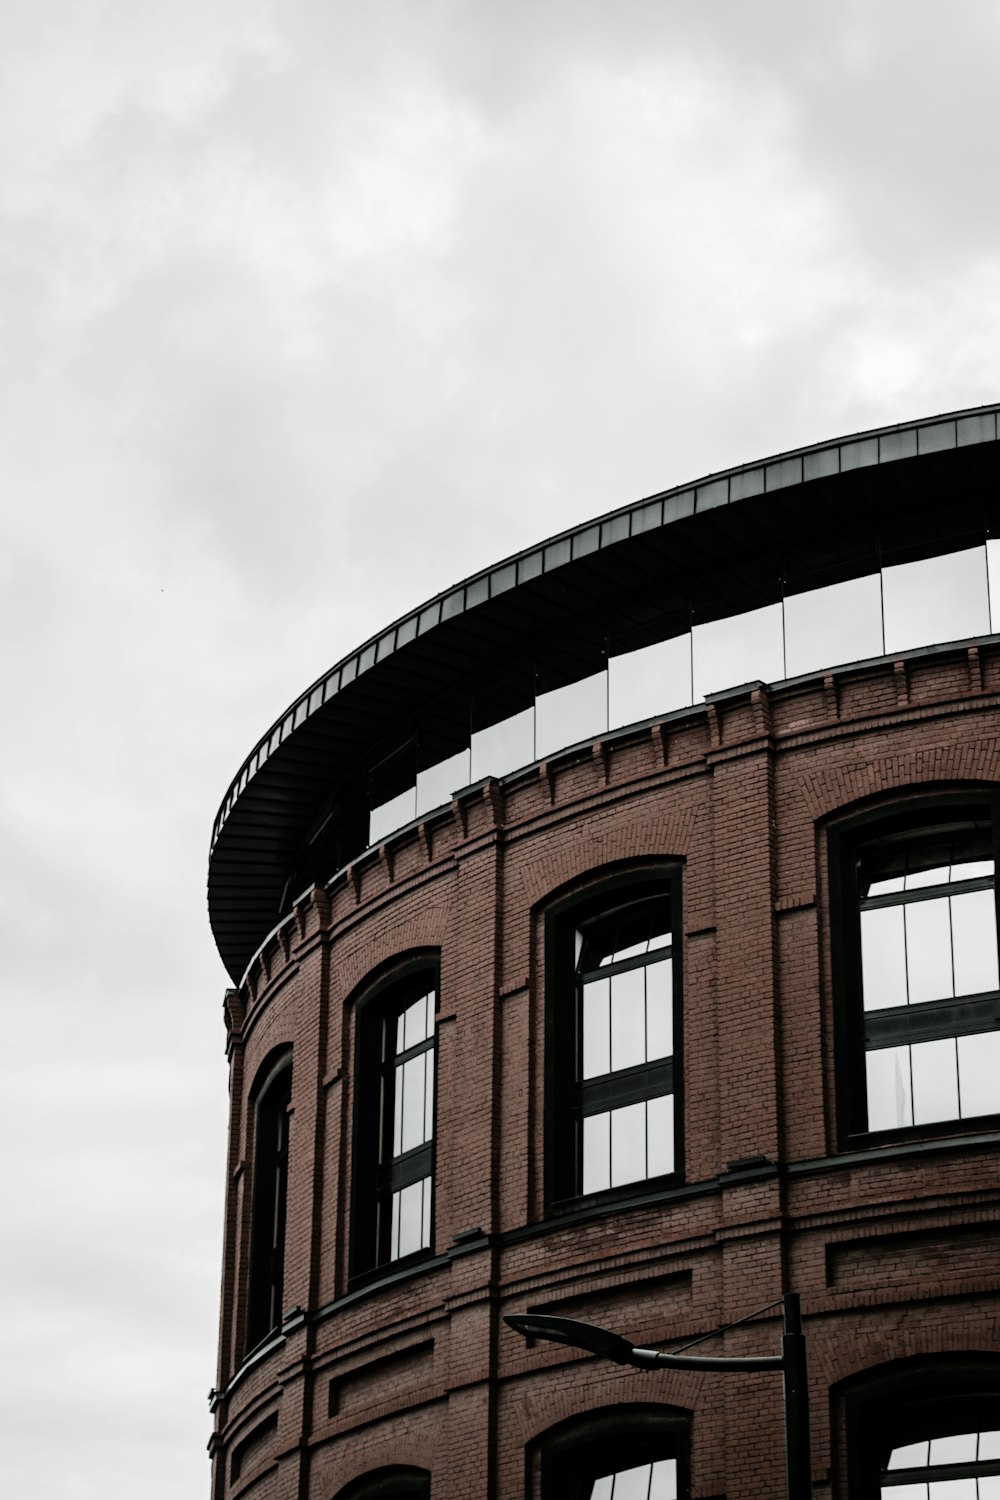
527,1402,691,1500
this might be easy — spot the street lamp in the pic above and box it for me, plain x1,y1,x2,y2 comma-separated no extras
505,1293,811,1500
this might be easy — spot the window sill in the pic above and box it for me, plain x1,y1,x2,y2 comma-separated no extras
796,1125,1000,1175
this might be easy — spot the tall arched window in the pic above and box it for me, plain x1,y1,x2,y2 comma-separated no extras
245,1049,292,1352
831,794,1000,1142
546,868,682,1208
351,959,438,1281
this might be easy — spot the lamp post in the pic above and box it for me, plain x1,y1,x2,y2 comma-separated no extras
505,1292,811,1500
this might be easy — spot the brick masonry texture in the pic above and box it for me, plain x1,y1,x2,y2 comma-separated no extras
209,641,1000,1499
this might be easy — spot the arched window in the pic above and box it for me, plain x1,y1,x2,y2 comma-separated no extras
843,1357,1000,1499
245,1049,292,1352
831,794,1000,1142
530,1404,689,1499
351,959,438,1281
546,869,681,1208
334,1466,430,1499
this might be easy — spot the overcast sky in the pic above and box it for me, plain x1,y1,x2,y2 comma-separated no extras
2,2,1000,1494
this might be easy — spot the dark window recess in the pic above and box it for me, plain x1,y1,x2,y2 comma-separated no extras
833,798,1000,1142
246,1052,292,1353
844,1359,1000,1500
351,964,437,1280
531,1405,689,1500
333,1465,431,1500
547,871,682,1208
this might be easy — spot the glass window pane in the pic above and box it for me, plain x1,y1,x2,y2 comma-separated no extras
957,1030,1000,1117
869,874,906,896
399,1054,427,1152
861,905,908,1010
470,706,535,780
390,1188,400,1260
906,898,954,1003
649,1460,677,1500
395,1179,424,1258
784,572,884,677
906,865,951,890
392,1072,403,1157
608,634,692,730
978,1477,1000,1500
883,545,990,655
403,995,429,1050
590,1478,614,1500
880,1486,928,1500
692,601,784,699
952,858,994,881
978,1431,1000,1460
611,966,646,1070
951,889,999,995
535,671,609,760
424,1049,435,1141
927,1481,977,1500
647,1092,675,1178
582,977,611,1079
421,1175,432,1250
929,1434,978,1465
867,1045,914,1130
610,1100,647,1187
369,785,416,845
889,1441,930,1469
608,1465,652,1500
911,1037,960,1125
415,747,471,817
583,1112,611,1194
645,958,673,1060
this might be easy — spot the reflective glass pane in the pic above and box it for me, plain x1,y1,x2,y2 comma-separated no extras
608,634,693,730
392,1071,403,1156
395,1179,424,1258
979,1431,1000,1460
590,1478,614,1500
869,874,906,896
403,994,430,1049
535,671,609,759
610,966,646,1071
470,706,535,780
784,572,884,677
610,1101,646,1187
583,1112,611,1193
930,1434,978,1465
399,1054,427,1152
988,536,1000,631
953,859,994,881
911,1037,960,1124
882,546,990,655
646,1092,675,1178
889,1442,930,1469
692,601,784,699
369,785,416,845
927,1481,977,1499
421,1175,432,1250
649,1460,677,1500
867,1045,913,1130
880,1486,928,1500
424,1049,435,1141
861,905,908,1010
906,865,951,890
609,1464,651,1500
390,1189,400,1259
415,747,471,816
978,1476,1000,1500
906,898,954,1003
957,1030,1000,1117
582,977,611,1079
951,889,999,995
645,958,673,1060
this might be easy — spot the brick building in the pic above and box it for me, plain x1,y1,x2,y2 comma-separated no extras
207,407,1000,1499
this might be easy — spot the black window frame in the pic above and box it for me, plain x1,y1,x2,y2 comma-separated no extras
529,1404,690,1500
245,1049,293,1354
830,789,1000,1147
842,1356,1000,1500
545,866,683,1212
350,955,439,1285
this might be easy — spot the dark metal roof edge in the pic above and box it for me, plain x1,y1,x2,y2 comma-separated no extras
211,402,1000,845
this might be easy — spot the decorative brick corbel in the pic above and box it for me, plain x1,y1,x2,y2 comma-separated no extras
968,644,984,695
750,684,771,738
223,986,245,1039
418,821,433,862
482,778,505,826
452,793,471,839
539,760,557,805
379,841,395,883
651,721,669,766
348,862,363,905
822,673,840,722
705,701,723,749
592,739,611,785
893,658,910,707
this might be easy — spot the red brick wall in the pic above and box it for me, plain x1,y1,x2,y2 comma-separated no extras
209,640,1000,1499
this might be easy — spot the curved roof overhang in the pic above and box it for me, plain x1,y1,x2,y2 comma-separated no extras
208,404,1000,983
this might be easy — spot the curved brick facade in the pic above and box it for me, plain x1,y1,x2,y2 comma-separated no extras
208,416,1000,1500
